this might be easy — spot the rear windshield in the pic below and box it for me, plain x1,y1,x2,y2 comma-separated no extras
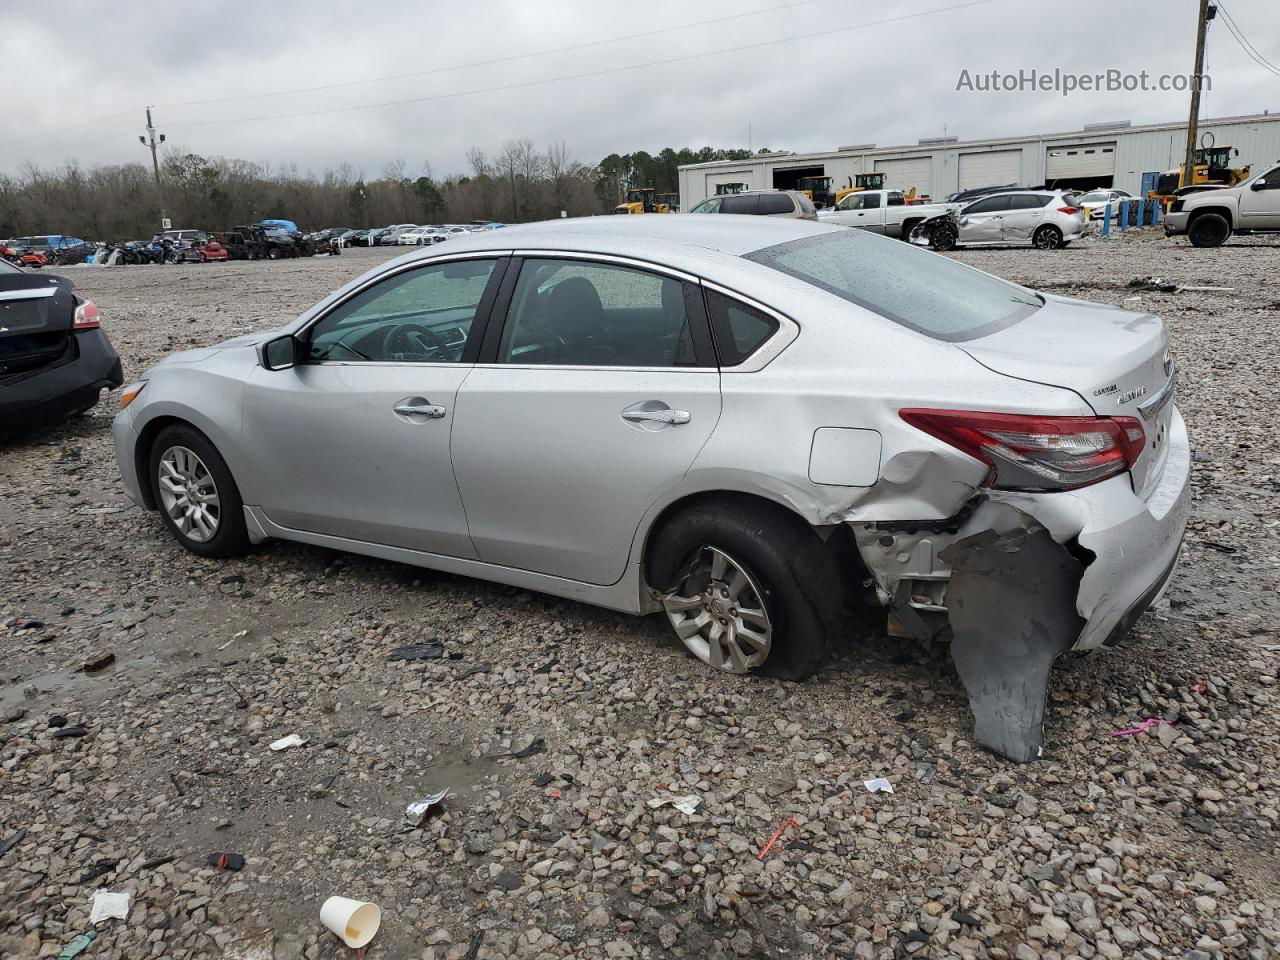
746,229,1041,342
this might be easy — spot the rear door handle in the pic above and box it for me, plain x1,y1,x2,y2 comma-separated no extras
394,400,446,419
622,408,690,425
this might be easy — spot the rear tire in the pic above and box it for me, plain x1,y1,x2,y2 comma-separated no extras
149,424,249,559
1033,225,1063,250
1188,213,1230,248
647,501,845,681
900,219,921,242
267,247,281,260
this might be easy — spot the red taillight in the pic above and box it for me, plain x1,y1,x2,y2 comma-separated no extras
1057,206,1080,215
899,408,1145,491
73,299,100,330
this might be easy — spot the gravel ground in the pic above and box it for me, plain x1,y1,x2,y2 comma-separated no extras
1,233,1278,960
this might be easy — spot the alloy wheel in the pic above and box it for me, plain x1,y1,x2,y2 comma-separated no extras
157,445,221,543
663,546,772,674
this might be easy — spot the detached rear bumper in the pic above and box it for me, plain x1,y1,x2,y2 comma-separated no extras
852,407,1192,761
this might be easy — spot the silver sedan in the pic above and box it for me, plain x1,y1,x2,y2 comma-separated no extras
112,215,1189,762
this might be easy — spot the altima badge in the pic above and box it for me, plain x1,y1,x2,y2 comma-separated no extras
1116,385,1148,405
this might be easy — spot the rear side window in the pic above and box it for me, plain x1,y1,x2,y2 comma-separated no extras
705,290,779,365
746,230,1040,342
797,194,818,217
1009,195,1047,209
887,192,905,206
758,193,795,215
721,194,760,215
862,193,882,209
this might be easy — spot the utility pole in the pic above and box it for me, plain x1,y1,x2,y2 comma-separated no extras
1182,0,1215,187
139,107,168,229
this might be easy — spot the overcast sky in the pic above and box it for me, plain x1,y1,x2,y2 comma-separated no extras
1,0,1276,179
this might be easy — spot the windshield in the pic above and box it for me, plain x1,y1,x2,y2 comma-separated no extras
1078,192,1110,203
746,229,1041,342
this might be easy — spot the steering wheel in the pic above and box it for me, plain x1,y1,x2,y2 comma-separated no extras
381,323,452,362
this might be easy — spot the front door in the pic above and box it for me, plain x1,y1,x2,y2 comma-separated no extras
451,256,722,585
960,193,1011,243
1240,165,1280,229
242,256,505,558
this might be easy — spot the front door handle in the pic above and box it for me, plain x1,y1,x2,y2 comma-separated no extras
394,400,446,419
622,408,690,425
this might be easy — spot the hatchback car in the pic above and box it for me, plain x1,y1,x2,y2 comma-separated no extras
112,217,1189,762
2,259,122,428
912,190,1086,250
688,190,818,220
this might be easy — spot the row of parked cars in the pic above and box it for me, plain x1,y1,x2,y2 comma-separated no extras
314,221,506,248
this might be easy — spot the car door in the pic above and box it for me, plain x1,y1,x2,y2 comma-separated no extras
1001,194,1048,243
958,194,1010,243
1240,165,1280,228
450,255,722,585
241,255,507,558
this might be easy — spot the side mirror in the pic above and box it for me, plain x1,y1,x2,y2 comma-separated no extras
1251,180,1266,191
959,216,970,225
261,334,301,370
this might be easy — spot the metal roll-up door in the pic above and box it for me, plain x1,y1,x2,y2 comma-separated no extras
873,156,932,195
958,150,1022,189
1046,142,1117,179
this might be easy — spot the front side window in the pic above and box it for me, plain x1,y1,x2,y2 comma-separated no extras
837,193,866,211
307,259,497,363
1256,166,1280,189
966,195,1012,214
498,259,696,367
747,229,1041,342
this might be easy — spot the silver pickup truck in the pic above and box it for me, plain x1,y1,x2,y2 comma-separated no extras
1164,161,1280,247
817,189,958,239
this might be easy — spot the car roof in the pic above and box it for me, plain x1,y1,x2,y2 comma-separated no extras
405,214,844,260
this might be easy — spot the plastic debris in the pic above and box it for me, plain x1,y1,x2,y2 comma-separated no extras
756,816,799,860
1190,681,1208,694
320,895,381,949
208,851,246,872
269,734,306,751
404,787,453,826
492,736,546,760
88,889,131,923
1111,717,1171,737
646,794,702,815
56,931,97,959
863,778,894,794
388,643,444,662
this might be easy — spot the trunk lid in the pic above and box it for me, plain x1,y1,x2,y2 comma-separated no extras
959,293,1176,498
0,274,76,380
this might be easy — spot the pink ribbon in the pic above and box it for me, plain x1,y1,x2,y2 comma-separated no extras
1111,717,1171,737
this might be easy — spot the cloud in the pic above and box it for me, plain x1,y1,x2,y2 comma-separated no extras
1,0,1274,177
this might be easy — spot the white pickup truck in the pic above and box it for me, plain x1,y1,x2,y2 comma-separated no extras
817,189,958,239
1164,161,1280,247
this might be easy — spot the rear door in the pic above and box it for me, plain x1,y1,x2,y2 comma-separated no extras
0,273,74,382
451,255,721,585
1001,194,1050,242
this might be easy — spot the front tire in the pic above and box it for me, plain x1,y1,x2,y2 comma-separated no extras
647,501,844,681
1188,213,1230,248
149,425,249,558
930,224,958,251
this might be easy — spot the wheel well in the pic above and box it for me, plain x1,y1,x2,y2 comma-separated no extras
133,416,199,510
1187,206,1233,229
901,217,921,236
640,490,868,594
1035,223,1062,235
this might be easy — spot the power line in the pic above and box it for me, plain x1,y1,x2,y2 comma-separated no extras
164,0,996,131
158,0,832,110
1215,2,1280,77
0,108,141,150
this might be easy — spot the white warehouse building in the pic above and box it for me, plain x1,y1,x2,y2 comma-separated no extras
677,111,1280,207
